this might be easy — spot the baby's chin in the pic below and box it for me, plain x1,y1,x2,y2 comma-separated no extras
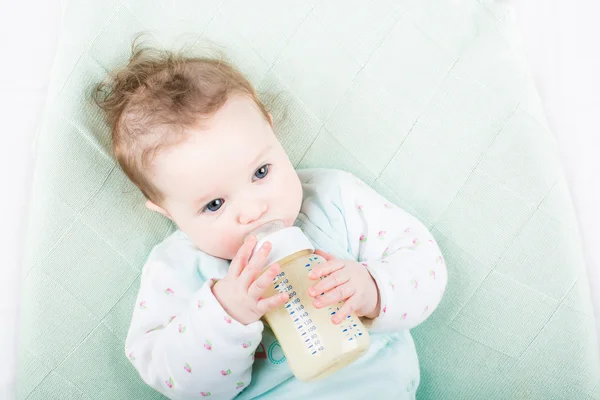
224,236,253,261
188,215,300,260
199,246,237,261
186,236,239,261
283,216,296,228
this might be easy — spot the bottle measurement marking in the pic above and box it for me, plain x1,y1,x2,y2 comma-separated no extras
326,305,364,342
272,257,325,356
303,256,365,342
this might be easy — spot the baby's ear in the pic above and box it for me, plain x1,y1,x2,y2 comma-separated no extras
145,199,172,220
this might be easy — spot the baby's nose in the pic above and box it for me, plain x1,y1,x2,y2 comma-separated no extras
238,202,268,225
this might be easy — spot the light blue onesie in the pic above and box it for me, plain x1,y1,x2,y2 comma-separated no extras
125,169,448,399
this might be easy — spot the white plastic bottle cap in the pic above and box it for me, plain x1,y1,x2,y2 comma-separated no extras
249,221,314,268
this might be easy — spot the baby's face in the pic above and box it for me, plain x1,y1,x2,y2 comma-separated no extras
147,94,303,260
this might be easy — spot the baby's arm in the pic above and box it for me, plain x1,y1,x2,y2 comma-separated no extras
338,172,448,332
125,259,262,399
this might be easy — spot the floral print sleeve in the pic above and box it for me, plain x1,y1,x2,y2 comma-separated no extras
338,172,448,333
125,258,263,399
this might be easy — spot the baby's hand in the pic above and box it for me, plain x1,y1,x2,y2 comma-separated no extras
212,235,289,325
308,250,380,324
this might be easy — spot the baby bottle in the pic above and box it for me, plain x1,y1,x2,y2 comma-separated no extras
250,220,370,382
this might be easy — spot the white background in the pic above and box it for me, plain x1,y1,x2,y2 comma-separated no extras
1,0,598,398
508,0,600,350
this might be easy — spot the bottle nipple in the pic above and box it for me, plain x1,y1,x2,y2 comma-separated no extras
246,220,286,261
248,220,286,242
246,220,314,269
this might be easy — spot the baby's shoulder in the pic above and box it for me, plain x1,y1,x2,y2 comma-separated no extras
140,230,200,279
146,229,197,265
142,229,229,287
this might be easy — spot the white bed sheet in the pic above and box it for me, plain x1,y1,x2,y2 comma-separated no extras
1,0,598,398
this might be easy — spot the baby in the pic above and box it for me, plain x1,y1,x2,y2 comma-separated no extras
93,44,447,399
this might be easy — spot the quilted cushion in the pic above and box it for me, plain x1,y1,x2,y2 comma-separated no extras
18,0,599,398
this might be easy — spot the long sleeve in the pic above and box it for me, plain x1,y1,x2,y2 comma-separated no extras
337,172,448,333
125,239,263,399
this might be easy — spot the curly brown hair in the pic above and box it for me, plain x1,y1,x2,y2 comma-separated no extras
92,38,271,206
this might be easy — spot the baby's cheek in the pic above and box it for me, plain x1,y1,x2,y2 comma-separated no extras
226,236,245,259
279,173,303,221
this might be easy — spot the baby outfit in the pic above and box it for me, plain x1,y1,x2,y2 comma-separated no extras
125,168,448,399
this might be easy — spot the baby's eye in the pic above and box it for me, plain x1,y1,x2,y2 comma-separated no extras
253,164,270,181
203,198,224,213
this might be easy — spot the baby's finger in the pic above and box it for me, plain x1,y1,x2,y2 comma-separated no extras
314,249,336,261
308,258,345,280
240,241,272,288
332,297,358,324
308,269,349,298
230,235,257,277
313,283,356,309
256,292,289,315
248,263,280,300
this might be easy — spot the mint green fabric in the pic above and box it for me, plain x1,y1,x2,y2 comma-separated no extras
18,0,599,399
